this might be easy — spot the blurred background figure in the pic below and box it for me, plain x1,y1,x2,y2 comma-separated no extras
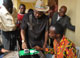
17,4,26,50
17,4,26,27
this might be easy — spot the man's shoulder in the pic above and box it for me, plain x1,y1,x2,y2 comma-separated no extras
45,15,49,19
24,13,28,16
24,13,33,17
64,15,70,19
22,13,34,22
42,14,49,20
23,13,29,19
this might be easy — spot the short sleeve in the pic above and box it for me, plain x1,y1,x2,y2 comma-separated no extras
20,14,28,30
45,16,49,31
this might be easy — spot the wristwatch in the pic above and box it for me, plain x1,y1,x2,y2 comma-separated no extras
22,40,25,43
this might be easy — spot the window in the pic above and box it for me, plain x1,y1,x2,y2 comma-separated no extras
0,0,3,5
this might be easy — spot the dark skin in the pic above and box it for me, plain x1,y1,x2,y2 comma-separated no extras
59,6,67,17
34,10,44,19
19,5,25,14
3,1,13,14
49,29,62,43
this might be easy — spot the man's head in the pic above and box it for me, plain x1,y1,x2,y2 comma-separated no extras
49,23,64,39
28,9,33,13
34,10,44,19
49,5,55,18
59,6,67,17
19,4,26,14
3,0,13,14
34,0,49,18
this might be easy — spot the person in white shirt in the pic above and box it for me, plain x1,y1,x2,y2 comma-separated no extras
0,0,17,51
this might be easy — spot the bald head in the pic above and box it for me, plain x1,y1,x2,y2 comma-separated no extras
59,6,67,17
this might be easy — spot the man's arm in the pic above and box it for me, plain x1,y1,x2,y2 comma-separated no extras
21,29,27,49
43,31,48,48
21,29,25,42
66,17,75,31
20,14,28,49
43,17,49,48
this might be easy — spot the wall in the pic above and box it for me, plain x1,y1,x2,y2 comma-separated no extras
12,0,18,9
13,0,48,12
59,0,80,46
75,0,80,47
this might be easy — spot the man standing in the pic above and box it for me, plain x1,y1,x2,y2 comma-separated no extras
51,6,75,33
17,4,26,27
17,4,26,50
0,0,17,51
21,0,49,58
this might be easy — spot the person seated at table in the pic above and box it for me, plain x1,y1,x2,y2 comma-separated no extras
44,23,77,58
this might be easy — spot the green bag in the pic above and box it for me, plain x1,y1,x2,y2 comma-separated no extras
19,49,39,56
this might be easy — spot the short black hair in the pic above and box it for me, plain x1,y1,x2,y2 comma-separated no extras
19,4,26,9
28,9,33,13
50,23,65,36
3,0,13,14
3,0,13,7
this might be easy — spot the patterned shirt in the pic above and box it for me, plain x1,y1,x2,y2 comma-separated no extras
45,36,77,58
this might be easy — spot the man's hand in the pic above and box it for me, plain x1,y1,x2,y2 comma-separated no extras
1,48,9,53
22,42,27,49
33,46,42,50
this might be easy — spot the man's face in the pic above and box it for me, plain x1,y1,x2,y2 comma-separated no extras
7,6,13,14
59,8,66,17
20,6,25,14
34,10,44,19
49,29,56,39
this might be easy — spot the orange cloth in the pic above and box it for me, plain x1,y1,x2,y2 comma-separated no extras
45,36,77,58
53,36,77,58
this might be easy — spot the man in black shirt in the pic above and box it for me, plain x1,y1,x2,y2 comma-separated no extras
51,6,75,32
21,0,49,58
